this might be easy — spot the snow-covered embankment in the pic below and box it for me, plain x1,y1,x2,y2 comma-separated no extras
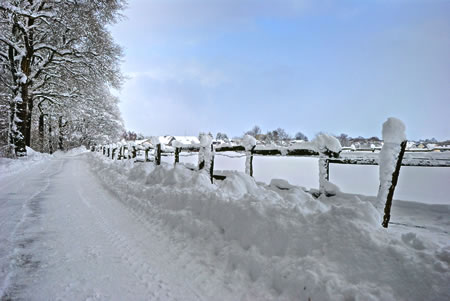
86,151,450,301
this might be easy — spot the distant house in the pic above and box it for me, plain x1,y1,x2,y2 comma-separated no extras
406,141,417,149
289,139,306,145
171,136,200,145
134,139,152,145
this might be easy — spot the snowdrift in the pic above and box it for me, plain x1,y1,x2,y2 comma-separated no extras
87,153,449,301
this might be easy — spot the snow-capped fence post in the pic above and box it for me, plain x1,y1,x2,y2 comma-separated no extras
155,143,161,166
127,145,132,159
102,146,106,156
378,118,407,228
112,147,116,160
117,145,122,160
198,133,214,183
107,146,110,158
174,147,180,164
315,134,342,195
132,145,137,159
242,135,257,177
318,156,330,193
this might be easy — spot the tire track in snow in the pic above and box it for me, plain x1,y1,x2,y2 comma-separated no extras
71,157,206,301
0,159,64,300
0,162,52,229
76,189,177,301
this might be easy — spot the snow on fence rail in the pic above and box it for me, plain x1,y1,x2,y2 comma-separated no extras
94,119,450,228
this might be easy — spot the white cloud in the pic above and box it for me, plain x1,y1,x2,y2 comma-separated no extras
125,62,228,88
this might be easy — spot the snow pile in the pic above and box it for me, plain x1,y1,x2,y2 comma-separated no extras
242,134,257,151
382,117,406,143
0,147,51,179
53,146,88,157
199,133,213,147
377,118,406,204
313,133,342,156
87,152,450,301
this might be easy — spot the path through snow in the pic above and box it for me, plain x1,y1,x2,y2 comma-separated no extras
0,155,252,300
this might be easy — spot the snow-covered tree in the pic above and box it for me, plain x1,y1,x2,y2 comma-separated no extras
245,125,262,138
294,131,308,141
215,132,229,141
0,0,126,156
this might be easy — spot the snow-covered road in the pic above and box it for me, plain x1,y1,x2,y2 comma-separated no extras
0,156,242,300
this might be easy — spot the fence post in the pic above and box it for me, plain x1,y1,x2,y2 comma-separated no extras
118,145,123,160
145,147,149,162
103,146,105,156
107,146,110,158
132,145,137,159
155,143,161,166
377,118,407,228
243,135,257,177
380,140,407,228
198,133,214,183
246,146,256,177
209,144,215,183
127,145,132,159
174,147,180,165
112,147,116,160
318,156,329,194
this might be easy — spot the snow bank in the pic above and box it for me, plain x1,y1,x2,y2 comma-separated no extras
0,147,51,179
53,146,89,157
87,152,450,301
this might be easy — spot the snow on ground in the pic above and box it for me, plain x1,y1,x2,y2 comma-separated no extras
87,152,449,300
0,149,449,300
0,147,51,180
175,152,450,205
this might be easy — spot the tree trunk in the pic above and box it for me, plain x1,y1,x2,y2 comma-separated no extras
58,116,64,151
48,119,53,154
14,92,28,156
38,113,45,152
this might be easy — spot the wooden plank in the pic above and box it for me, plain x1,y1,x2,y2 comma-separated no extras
286,149,319,156
329,158,450,167
215,145,245,152
212,174,227,181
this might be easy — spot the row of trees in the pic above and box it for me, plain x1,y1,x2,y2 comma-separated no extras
241,126,385,146
244,125,308,143
0,0,126,157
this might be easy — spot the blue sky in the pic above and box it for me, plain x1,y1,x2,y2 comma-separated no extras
110,0,450,140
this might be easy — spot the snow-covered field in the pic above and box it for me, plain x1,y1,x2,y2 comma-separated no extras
1,149,449,300
167,152,450,205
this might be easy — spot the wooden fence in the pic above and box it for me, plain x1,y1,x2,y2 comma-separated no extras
95,135,450,228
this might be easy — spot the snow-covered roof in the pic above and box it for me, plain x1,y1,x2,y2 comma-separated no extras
172,136,200,145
